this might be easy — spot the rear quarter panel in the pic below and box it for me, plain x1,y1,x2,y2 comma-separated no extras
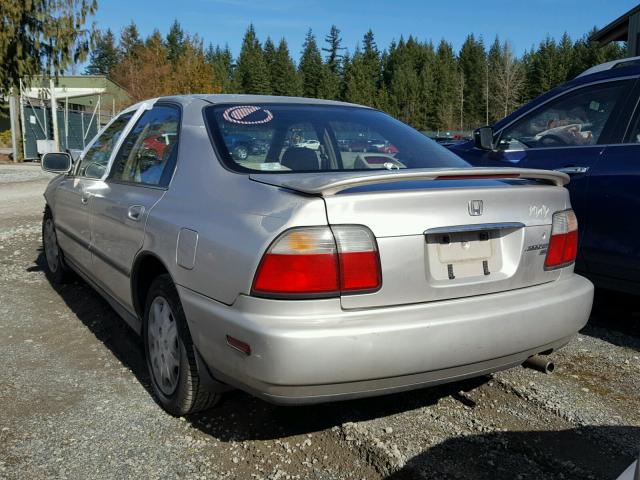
142,99,328,305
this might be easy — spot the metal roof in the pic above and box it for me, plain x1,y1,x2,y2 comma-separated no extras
590,3,640,43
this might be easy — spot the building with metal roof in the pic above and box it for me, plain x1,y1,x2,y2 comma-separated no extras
591,4,640,57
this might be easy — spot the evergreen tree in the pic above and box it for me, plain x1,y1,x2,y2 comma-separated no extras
166,19,186,64
569,28,626,79
270,38,301,96
458,34,486,128
417,42,437,129
322,25,344,73
85,29,119,75
232,24,271,94
433,40,458,130
120,22,143,58
206,44,233,93
263,37,277,74
344,30,381,107
487,36,502,123
299,29,323,97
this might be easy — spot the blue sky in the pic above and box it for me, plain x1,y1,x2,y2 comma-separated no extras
90,0,636,59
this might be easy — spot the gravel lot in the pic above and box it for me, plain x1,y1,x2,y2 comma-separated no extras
1,163,639,480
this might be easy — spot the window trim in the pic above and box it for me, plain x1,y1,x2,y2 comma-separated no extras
493,76,638,152
621,80,640,143
202,103,388,175
72,103,147,179
105,101,183,190
201,102,467,174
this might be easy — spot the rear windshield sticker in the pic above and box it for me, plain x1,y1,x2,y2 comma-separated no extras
223,106,273,125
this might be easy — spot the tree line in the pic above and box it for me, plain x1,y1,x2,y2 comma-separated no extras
88,21,626,131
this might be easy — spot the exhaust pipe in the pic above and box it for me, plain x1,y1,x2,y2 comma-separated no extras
523,355,555,374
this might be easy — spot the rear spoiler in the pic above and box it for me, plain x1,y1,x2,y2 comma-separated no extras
250,168,569,196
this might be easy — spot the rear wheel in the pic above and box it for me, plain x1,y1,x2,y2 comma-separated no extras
143,274,220,415
42,207,72,283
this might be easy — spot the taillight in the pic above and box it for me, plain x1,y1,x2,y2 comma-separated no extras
252,225,381,298
544,209,578,270
334,226,381,292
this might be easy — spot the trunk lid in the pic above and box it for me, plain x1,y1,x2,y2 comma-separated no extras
250,168,571,309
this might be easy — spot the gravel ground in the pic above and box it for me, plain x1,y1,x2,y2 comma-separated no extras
1,164,639,480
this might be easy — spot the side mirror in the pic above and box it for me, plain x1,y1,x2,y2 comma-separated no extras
473,126,495,150
41,152,72,174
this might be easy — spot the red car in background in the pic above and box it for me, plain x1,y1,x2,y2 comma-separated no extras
142,133,176,158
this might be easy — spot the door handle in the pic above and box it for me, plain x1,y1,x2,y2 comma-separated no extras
555,166,590,175
80,189,91,204
127,205,145,221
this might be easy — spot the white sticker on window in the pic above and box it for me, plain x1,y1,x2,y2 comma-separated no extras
222,106,273,125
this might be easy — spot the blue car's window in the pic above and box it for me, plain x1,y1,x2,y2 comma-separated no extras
498,80,630,150
204,104,469,172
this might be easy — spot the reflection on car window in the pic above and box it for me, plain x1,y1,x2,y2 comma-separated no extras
109,105,180,186
76,112,134,179
628,113,640,144
498,81,628,150
204,104,468,172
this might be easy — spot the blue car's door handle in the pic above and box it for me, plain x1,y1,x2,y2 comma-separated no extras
555,166,590,175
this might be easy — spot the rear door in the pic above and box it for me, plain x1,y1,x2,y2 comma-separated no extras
582,85,640,287
487,78,635,271
53,112,134,273
90,103,181,309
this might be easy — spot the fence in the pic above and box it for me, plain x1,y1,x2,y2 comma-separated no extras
19,81,114,160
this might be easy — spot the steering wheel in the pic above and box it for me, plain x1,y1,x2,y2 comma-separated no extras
537,134,570,146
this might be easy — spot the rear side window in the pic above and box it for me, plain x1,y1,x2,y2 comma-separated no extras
498,80,630,150
203,104,468,172
627,109,640,143
109,104,180,187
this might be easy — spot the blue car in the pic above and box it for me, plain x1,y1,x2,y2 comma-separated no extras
449,57,640,295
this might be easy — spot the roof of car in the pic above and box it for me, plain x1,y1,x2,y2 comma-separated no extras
151,93,369,109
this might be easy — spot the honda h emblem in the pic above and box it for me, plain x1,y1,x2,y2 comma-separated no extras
468,200,483,216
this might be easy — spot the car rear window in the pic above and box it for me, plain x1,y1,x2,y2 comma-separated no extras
203,104,469,173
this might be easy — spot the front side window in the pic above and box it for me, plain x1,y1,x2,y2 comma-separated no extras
76,112,134,178
498,81,630,150
109,105,180,186
204,104,468,172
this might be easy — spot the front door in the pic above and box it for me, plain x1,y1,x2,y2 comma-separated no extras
582,104,640,288
488,79,635,272
91,104,181,309
54,112,135,274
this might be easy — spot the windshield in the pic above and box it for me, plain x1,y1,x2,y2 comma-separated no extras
203,104,469,173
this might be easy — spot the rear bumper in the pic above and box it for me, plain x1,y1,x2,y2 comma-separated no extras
179,274,593,404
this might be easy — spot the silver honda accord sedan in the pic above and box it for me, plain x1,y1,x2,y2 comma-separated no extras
40,94,594,415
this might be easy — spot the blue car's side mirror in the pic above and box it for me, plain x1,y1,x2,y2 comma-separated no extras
474,126,495,150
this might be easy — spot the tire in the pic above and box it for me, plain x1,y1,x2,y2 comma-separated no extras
231,144,249,161
143,274,220,415
42,207,72,284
